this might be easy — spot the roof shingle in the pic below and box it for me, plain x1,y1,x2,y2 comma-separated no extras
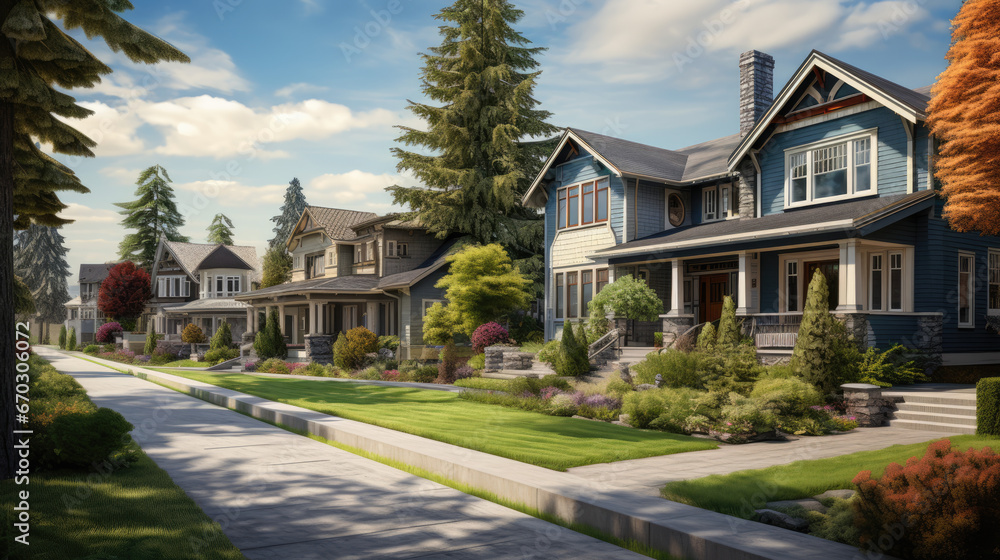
306,206,379,240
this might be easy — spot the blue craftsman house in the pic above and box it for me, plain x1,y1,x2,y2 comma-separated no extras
524,50,1000,368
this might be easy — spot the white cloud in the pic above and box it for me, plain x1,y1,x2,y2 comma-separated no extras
62,202,120,224
172,180,288,209
99,166,143,185
301,0,323,14
134,96,399,159
274,82,329,98
52,101,145,157
307,170,403,204
559,0,935,84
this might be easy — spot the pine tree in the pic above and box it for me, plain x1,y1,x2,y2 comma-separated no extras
268,177,306,249
206,213,235,245
144,322,159,355
1,1,188,478
14,224,71,342
210,320,232,350
58,324,66,350
696,322,718,352
387,0,558,280
260,245,292,288
116,165,189,268
927,0,1000,235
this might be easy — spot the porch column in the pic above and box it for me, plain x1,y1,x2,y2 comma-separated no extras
837,239,864,312
737,251,749,315
311,303,319,334
278,304,286,334
667,259,684,316
246,307,253,332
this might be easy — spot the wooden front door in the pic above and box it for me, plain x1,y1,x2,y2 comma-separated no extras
699,274,729,323
804,260,840,310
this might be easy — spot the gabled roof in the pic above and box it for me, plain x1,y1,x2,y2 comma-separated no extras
234,274,381,299
349,213,423,232
197,245,255,271
160,241,260,282
293,206,378,245
164,298,251,314
377,237,467,290
596,191,936,259
729,50,933,169
523,128,740,208
79,263,115,284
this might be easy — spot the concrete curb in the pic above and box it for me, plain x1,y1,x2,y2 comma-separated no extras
67,351,870,560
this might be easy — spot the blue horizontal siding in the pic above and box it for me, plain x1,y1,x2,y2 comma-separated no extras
759,106,909,215
636,179,665,238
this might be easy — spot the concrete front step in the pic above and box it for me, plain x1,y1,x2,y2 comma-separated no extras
896,401,978,416
889,418,976,434
893,410,977,426
883,392,976,407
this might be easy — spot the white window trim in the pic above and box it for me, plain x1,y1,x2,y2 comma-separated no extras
158,275,190,298
701,182,738,223
555,176,611,232
784,128,879,209
778,249,839,313
397,243,408,257
989,248,1000,316
866,250,908,312
421,299,445,318
958,252,976,328
387,240,397,257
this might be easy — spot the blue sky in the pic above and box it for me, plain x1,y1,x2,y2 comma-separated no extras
54,0,961,280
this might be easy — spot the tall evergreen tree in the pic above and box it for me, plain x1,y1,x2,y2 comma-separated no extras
206,213,235,245
269,177,306,249
927,0,1000,235
387,0,558,285
0,0,188,480
14,224,71,342
260,245,292,288
116,164,189,268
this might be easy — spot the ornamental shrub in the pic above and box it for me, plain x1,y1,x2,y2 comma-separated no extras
536,339,561,365
254,309,286,360
555,323,589,377
790,271,860,394
622,390,668,429
853,439,1000,560
471,322,510,354
181,323,206,344
653,332,663,348
143,323,160,355
96,322,123,344
467,353,486,370
82,344,100,355
410,365,438,383
378,335,400,352
633,349,705,388
66,328,76,351
47,408,135,468
203,347,239,365
257,358,290,375
435,342,460,384
977,377,1000,436
58,325,66,349
210,320,233,350
749,377,823,417
696,322,717,351
856,344,926,387
334,327,378,371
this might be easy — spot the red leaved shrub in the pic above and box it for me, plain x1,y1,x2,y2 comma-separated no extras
852,439,1000,560
471,321,510,354
98,262,151,330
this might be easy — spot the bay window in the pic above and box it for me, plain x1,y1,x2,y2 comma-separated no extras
786,129,876,207
556,177,610,229
158,276,190,298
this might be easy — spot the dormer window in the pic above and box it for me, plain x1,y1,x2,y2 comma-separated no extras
701,183,738,222
785,129,876,208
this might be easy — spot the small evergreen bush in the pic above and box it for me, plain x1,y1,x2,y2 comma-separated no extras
143,323,160,355
66,328,76,351
633,350,705,388
82,344,100,355
96,321,123,344
58,325,67,349
471,322,510,353
256,358,290,375
977,377,1000,436
47,408,134,468
555,323,589,376
334,327,378,371
254,309,287,360
209,320,233,350
790,272,859,394
467,353,486,370
749,377,823,417
856,344,926,387
203,347,239,365
716,296,741,348
535,339,561,365
181,323,206,344
377,335,400,352
853,439,1000,560
622,390,668,429
696,322,717,351
410,365,438,383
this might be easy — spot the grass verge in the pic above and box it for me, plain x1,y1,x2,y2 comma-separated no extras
1,355,243,560
145,367,716,471
661,434,999,518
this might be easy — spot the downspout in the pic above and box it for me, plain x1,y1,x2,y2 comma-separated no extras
633,178,639,241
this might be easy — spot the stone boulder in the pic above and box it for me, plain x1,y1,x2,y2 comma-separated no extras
755,509,809,532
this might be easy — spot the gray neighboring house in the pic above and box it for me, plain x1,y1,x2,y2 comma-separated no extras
64,263,115,344
148,240,262,343
235,206,462,361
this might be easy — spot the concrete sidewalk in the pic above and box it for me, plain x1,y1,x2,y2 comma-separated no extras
49,349,932,560
38,349,644,560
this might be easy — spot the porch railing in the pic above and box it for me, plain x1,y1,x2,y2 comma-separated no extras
742,313,803,349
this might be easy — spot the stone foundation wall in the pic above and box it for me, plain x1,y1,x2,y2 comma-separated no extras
842,383,896,427
661,316,695,349
484,345,530,372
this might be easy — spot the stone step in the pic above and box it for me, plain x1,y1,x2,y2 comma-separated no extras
895,401,978,416
481,371,542,380
883,392,977,406
893,410,977,426
889,418,976,434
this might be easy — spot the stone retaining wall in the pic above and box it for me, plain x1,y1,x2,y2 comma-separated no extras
484,345,530,372
305,334,333,365
841,383,898,427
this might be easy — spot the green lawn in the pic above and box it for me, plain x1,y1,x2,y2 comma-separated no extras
661,434,999,518
162,359,211,368
153,368,717,470
2,454,244,560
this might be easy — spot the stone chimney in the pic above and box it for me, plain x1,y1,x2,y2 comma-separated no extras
739,50,774,137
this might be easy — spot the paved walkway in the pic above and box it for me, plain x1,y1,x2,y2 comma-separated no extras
567,427,948,495
39,349,644,560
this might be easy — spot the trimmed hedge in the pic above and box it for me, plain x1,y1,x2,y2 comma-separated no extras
976,377,1000,436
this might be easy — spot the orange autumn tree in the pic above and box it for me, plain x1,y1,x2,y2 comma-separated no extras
927,0,1000,235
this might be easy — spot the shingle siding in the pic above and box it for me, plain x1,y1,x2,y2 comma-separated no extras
406,267,449,347
636,180,665,238
759,106,910,215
